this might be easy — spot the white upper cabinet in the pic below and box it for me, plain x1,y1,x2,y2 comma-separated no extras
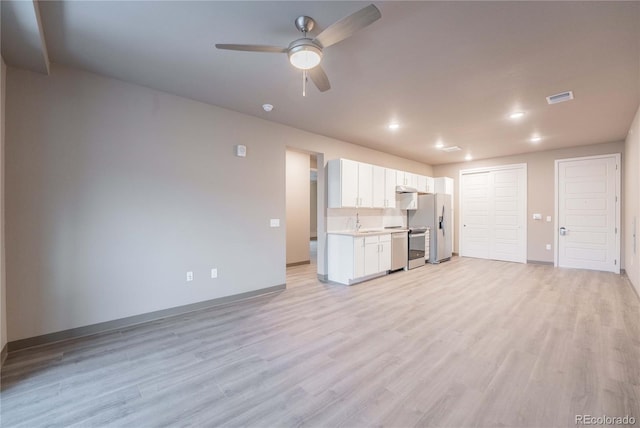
358,163,373,208
328,159,374,208
434,177,454,195
384,168,396,208
397,171,420,189
372,165,386,208
425,176,435,194
416,175,435,194
373,166,397,209
329,158,435,209
416,175,427,193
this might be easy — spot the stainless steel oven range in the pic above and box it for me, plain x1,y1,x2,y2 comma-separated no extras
407,226,428,269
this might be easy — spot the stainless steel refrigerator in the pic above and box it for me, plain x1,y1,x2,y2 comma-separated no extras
408,194,453,263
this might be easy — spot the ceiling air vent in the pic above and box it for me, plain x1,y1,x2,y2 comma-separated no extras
546,91,574,105
441,146,462,152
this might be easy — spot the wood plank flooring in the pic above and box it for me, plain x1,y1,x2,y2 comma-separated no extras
1,257,639,427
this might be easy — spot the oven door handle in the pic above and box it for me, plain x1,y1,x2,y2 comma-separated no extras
409,233,426,238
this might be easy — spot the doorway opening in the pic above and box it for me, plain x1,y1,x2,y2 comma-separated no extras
310,154,318,265
285,149,322,272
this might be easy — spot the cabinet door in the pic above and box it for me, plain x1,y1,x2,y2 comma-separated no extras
416,175,427,193
353,237,365,279
341,159,359,207
358,163,374,208
434,177,454,195
385,168,396,208
379,239,391,272
372,165,386,208
396,171,405,186
364,236,379,276
406,173,418,189
425,177,435,194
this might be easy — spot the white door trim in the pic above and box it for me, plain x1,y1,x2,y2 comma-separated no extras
554,153,621,272
459,163,528,263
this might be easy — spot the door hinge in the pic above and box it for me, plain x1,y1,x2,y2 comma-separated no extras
615,227,618,234
615,259,617,265
615,196,618,202
616,164,618,170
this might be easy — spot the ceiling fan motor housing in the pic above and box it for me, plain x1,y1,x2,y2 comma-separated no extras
295,16,316,34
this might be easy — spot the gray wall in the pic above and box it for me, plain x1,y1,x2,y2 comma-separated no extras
5,64,433,342
1,57,6,352
433,141,625,263
624,104,640,295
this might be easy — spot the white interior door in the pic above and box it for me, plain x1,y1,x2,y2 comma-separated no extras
460,164,527,263
461,172,490,259
492,168,527,263
556,155,619,273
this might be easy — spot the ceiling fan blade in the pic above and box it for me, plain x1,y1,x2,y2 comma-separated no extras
215,44,287,53
313,4,381,48
309,66,331,92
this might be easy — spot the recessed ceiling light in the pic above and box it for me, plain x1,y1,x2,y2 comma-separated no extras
435,141,444,149
530,136,542,143
262,104,274,112
509,111,525,120
388,123,400,130
465,154,473,161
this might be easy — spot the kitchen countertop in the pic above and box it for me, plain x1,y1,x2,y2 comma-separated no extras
327,228,409,237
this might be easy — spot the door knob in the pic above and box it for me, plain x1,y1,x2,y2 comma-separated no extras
560,227,568,236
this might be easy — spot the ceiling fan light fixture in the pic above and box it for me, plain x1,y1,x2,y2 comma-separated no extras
289,44,322,70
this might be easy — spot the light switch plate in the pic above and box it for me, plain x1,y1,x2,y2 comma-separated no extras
546,244,551,250
270,219,280,227
532,213,542,220
546,216,552,222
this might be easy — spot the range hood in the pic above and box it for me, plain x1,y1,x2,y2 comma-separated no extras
396,185,418,193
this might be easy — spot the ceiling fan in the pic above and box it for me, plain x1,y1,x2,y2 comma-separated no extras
215,4,381,94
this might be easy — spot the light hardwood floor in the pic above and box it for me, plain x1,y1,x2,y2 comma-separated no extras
1,257,639,427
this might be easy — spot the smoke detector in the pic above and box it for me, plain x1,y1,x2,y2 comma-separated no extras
546,91,574,105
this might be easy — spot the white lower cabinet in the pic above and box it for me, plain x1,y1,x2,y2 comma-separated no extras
328,233,392,285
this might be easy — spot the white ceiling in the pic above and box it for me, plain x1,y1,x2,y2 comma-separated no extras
4,1,640,165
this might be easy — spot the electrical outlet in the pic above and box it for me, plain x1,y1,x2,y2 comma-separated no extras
211,268,218,279
546,216,552,222
546,244,551,250
270,219,280,227
186,271,194,282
